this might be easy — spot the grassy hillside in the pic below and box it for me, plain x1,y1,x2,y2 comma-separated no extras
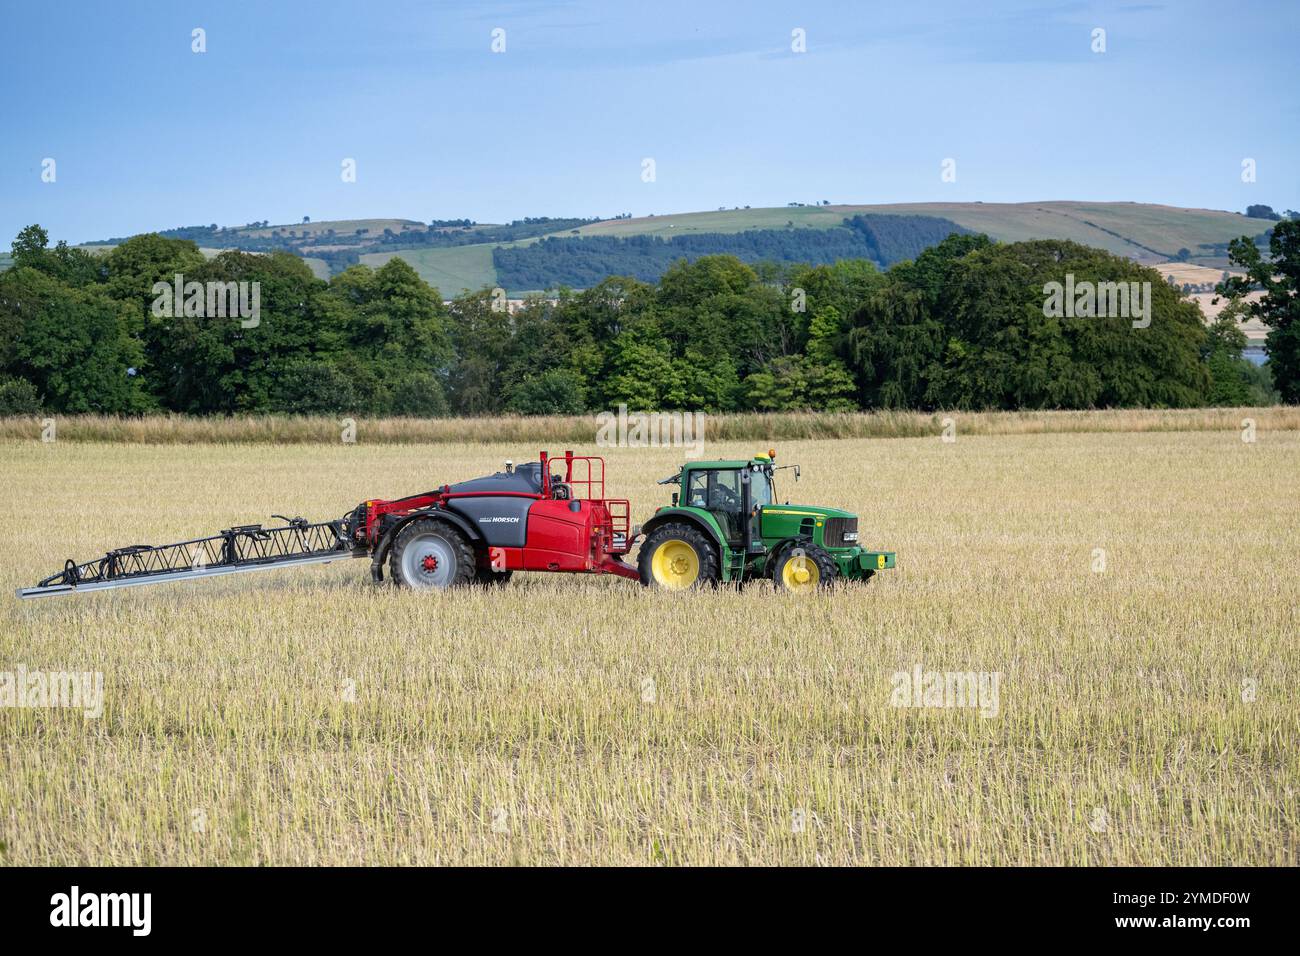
60,202,1275,293
238,218,425,239
299,257,331,280
571,202,1260,260
361,244,500,296
581,205,850,236
395,201,1271,293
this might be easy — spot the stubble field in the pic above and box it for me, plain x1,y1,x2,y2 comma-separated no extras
1,423,1297,865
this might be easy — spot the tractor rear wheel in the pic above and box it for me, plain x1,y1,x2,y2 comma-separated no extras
389,519,476,590
773,544,837,593
638,523,719,590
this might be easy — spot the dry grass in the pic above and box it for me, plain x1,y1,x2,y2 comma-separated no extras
1,425,1297,865
2,406,1298,445
1187,292,1269,332
1153,263,1238,286
1150,263,1268,332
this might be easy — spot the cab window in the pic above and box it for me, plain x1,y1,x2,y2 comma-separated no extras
750,466,773,507
687,469,741,512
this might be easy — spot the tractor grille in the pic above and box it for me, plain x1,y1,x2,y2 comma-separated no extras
823,517,858,549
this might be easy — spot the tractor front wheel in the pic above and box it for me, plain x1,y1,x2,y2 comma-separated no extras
389,519,476,590
638,523,719,590
773,544,837,593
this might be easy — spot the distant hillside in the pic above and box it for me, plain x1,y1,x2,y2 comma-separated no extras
380,202,1278,294
571,202,1264,260
59,201,1280,293
82,216,602,279
494,214,971,287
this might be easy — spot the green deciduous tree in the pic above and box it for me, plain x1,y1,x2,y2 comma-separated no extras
0,376,41,414
2,221,1261,418
847,237,1208,409
1217,218,1300,403
152,251,323,412
0,266,152,412
507,368,586,415
390,372,450,417
603,324,682,409
268,359,361,414
445,290,514,415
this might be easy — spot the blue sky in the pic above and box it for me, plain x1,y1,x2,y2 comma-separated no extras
1,0,1296,244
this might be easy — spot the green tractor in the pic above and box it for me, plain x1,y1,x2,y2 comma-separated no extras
636,449,895,592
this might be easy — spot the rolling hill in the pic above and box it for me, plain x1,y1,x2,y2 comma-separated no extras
366,201,1273,294
29,201,1278,295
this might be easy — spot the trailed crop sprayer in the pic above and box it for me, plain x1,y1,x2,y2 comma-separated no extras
17,450,893,599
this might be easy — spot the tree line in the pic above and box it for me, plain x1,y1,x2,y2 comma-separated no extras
0,223,1290,417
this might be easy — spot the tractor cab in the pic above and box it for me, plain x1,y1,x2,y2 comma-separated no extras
677,454,777,551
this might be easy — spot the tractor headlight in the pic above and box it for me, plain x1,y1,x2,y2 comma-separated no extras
843,531,858,542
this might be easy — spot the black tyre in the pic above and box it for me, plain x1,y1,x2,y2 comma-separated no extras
389,519,476,590
773,543,837,593
638,522,720,590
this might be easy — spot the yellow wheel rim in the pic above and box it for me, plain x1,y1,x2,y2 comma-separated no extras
781,553,820,592
651,539,700,589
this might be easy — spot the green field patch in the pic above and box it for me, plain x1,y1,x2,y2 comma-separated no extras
361,244,500,296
